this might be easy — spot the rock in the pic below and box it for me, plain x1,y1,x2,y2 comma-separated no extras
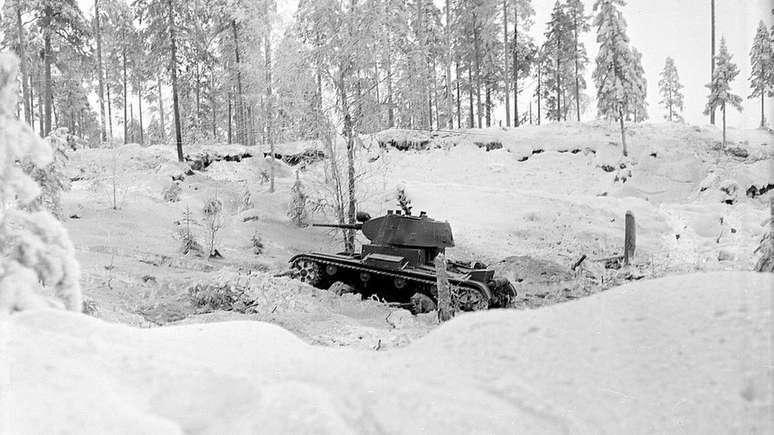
699,173,718,192
726,146,749,159
328,281,356,296
386,309,417,329
717,249,735,262
719,179,739,204
410,293,436,314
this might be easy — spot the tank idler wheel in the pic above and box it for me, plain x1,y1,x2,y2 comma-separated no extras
453,286,489,312
292,259,322,287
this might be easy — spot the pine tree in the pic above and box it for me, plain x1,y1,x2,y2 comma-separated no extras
629,47,647,122
658,57,684,122
749,20,773,128
592,0,637,156
542,1,572,121
704,38,743,148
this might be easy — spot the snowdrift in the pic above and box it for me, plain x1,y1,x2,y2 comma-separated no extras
3,272,771,434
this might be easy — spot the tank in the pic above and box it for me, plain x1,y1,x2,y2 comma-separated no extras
289,210,515,312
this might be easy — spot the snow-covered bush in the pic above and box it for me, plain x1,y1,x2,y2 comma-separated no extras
178,206,203,256
22,127,71,218
0,53,82,314
202,197,224,257
251,231,264,255
287,172,308,226
188,280,253,313
162,181,182,202
396,185,413,215
240,182,253,211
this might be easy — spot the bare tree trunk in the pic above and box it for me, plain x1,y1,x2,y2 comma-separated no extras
122,45,128,144
513,5,519,127
485,85,491,127
709,0,716,125
157,75,164,142
536,61,541,125
168,0,184,161
503,0,510,127
16,6,31,125
623,211,636,266
106,73,114,141
455,61,461,128
138,89,144,145
29,72,34,130
722,103,726,148
232,20,245,144
338,72,356,254
445,0,453,128
474,22,482,128
227,90,232,144
467,66,474,128
38,66,44,137
573,12,580,122
94,0,107,142
435,253,452,321
195,64,201,122
555,37,561,122
210,71,216,139
386,36,394,128
619,107,627,156
43,6,53,136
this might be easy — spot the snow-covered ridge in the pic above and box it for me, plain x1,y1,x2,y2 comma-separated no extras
3,272,771,434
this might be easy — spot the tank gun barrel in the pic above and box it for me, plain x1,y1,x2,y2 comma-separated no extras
312,223,363,230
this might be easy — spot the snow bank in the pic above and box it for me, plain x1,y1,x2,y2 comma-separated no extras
3,272,771,434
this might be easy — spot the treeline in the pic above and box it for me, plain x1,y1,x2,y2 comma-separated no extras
0,0,772,160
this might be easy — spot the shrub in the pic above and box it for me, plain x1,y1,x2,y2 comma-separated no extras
178,207,204,256
162,181,182,202
287,172,309,226
251,232,264,255
188,280,252,313
396,185,413,215
202,197,224,257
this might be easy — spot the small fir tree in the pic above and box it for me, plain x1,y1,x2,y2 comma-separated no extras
749,21,773,128
704,38,743,148
658,57,685,122
202,197,224,258
287,172,308,227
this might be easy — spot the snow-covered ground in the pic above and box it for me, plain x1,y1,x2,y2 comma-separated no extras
3,272,771,434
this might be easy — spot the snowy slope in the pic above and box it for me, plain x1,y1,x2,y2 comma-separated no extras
3,272,771,434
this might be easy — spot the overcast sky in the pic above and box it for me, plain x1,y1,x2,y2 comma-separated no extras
75,0,773,130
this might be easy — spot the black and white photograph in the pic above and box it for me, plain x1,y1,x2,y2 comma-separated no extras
0,0,772,433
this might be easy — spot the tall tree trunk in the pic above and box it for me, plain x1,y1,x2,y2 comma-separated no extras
455,61,461,128
210,71,216,139
106,73,113,140
168,0,184,161
761,92,765,128
38,66,44,137
618,107,627,156
386,34,394,128
122,46,128,144
338,72,356,254
485,85,491,127
709,0,716,125
232,20,245,144
227,90,232,144
445,0,453,128
537,61,542,126
668,87,673,122
130,102,134,143
94,0,107,142
573,12,580,122
266,24,275,193
195,64,201,122
722,103,726,148
43,6,53,136
467,66,474,128
503,0,510,127
157,75,164,142
138,90,144,145
555,38,561,122
16,6,31,125
29,72,34,130
474,21,482,128
513,5,519,127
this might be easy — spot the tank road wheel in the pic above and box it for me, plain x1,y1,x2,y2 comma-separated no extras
292,259,322,287
453,286,488,312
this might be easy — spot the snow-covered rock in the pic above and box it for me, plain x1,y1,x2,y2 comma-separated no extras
2,272,771,434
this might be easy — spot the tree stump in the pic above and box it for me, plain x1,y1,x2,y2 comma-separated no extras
434,253,453,322
624,210,636,266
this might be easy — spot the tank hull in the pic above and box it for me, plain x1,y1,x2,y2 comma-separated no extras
289,252,513,311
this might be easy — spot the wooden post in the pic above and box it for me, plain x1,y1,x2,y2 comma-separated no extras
624,210,636,265
434,253,453,322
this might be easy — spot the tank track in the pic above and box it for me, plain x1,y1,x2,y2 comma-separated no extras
289,254,492,310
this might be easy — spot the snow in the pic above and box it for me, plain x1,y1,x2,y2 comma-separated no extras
2,272,771,434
